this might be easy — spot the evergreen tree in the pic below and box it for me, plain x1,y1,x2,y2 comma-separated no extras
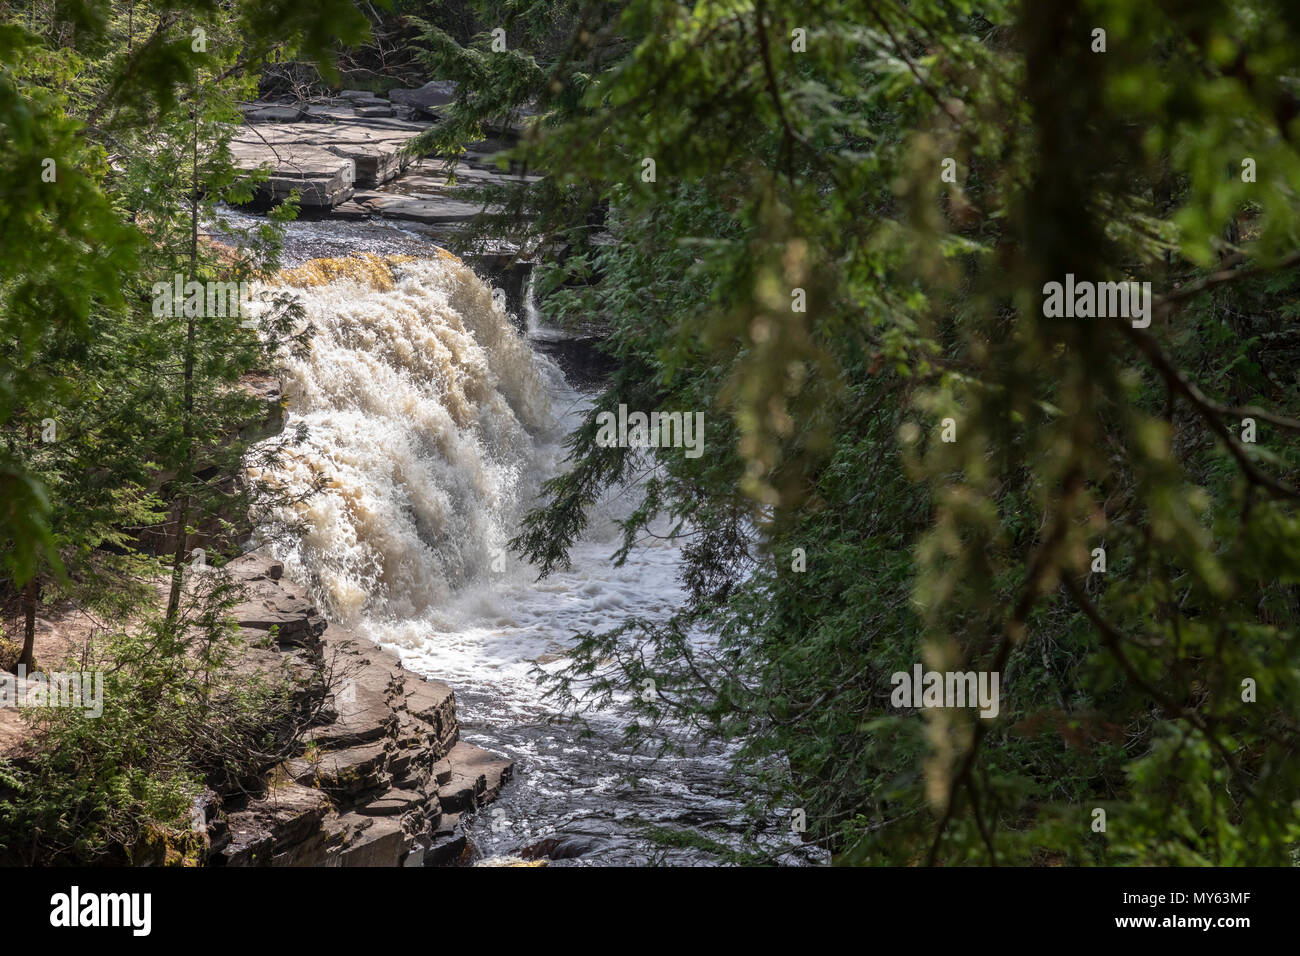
419,0,1300,864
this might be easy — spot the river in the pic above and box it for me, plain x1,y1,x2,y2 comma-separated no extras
228,210,822,866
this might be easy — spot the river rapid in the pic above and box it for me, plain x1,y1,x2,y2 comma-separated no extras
232,211,822,866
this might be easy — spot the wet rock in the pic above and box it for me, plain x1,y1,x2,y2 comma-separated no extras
519,835,599,861
436,741,513,812
424,813,467,866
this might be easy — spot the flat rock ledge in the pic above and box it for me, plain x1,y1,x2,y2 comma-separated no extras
231,102,431,208
170,547,512,867
231,86,541,224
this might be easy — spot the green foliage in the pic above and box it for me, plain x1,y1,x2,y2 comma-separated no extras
0,571,299,865
0,19,139,584
4,0,1299,870
420,0,1300,865
1,2,316,623
0,0,348,861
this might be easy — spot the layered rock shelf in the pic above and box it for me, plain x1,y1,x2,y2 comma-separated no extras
199,548,513,867
231,84,541,227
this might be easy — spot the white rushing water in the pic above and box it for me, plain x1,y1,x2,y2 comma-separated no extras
245,248,819,865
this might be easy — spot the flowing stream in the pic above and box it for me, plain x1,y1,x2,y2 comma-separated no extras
236,214,821,866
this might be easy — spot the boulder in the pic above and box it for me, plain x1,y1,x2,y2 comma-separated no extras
387,80,458,117
243,105,307,123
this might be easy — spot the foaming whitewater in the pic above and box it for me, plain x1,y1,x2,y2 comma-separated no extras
247,253,561,622
246,249,823,866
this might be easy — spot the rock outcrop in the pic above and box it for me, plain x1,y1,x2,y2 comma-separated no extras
200,548,512,867
231,89,541,226
230,104,429,208
387,80,459,118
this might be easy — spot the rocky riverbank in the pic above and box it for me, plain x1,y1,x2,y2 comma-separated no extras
1,545,513,867
0,359,514,868
152,547,514,867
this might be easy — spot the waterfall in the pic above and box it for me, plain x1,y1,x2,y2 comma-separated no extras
245,253,562,623
238,245,820,865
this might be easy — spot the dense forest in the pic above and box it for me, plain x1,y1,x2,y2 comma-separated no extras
2,0,1299,869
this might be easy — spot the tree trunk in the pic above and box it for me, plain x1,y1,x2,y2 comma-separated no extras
17,576,38,672
165,98,201,628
